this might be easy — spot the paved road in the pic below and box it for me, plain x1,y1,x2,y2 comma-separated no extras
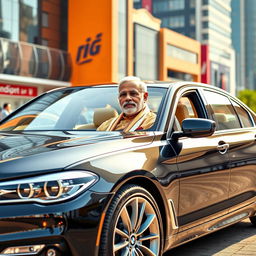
164,219,256,256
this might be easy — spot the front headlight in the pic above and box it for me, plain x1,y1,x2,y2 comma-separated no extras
0,171,98,204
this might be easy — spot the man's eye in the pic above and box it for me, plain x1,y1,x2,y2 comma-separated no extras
131,92,138,96
119,93,126,97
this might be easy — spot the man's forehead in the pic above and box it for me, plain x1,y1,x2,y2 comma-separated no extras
119,82,141,92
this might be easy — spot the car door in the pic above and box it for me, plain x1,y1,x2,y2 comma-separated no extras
202,89,256,214
169,89,231,230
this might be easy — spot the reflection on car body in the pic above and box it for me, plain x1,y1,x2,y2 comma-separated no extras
0,81,256,256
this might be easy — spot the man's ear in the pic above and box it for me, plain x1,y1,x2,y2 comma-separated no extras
143,92,149,101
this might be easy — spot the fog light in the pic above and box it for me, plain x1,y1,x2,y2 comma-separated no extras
0,245,45,255
46,248,57,256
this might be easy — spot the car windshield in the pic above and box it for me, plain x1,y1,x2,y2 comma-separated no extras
0,86,167,131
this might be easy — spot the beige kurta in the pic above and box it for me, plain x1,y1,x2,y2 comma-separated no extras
97,106,156,132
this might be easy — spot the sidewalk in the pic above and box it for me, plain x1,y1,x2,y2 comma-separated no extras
165,219,256,256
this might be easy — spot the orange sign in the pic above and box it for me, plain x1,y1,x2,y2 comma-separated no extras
68,0,118,86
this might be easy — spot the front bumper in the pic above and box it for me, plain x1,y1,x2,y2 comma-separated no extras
0,190,112,256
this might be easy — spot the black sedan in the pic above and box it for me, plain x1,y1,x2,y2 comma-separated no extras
0,82,256,256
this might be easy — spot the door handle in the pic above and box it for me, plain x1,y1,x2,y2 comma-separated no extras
217,143,229,154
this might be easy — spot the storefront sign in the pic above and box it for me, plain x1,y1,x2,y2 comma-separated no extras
76,33,103,65
0,84,38,97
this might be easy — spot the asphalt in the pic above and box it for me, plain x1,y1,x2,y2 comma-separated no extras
164,219,256,256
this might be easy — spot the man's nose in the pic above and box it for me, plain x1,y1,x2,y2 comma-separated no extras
125,93,132,100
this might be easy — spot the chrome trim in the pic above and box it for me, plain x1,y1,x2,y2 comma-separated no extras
169,199,179,230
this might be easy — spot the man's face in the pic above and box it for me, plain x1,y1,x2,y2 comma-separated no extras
118,81,148,116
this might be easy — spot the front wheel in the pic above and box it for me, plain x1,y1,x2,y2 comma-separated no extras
99,184,163,256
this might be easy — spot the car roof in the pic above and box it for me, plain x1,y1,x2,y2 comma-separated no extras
46,81,228,95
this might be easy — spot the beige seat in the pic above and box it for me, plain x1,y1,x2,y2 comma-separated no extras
176,102,190,125
76,107,118,130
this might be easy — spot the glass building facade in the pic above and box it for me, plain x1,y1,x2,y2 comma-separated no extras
0,0,70,112
0,0,38,43
245,0,256,90
0,0,70,81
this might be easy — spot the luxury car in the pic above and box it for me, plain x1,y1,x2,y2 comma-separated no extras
0,81,256,256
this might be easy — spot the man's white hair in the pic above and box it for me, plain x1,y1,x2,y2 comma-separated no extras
118,76,147,92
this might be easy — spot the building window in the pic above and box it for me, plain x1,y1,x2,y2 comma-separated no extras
169,16,185,28
190,0,196,8
202,21,208,28
42,12,48,27
202,10,208,16
134,24,158,80
153,1,168,12
202,33,209,40
169,0,185,10
19,0,39,43
167,44,198,64
190,14,195,25
203,0,208,5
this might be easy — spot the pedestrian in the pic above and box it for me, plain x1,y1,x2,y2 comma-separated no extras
1,103,12,120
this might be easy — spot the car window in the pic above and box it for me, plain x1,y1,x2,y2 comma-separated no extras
174,91,204,130
0,86,167,131
230,99,254,128
204,90,241,130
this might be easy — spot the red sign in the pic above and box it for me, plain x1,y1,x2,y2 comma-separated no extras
201,45,210,84
0,84,38,97
142,0,152,13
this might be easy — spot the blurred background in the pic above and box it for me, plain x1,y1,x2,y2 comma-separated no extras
0,0,255,112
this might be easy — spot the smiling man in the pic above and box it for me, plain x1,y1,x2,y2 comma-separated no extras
97,76,156,132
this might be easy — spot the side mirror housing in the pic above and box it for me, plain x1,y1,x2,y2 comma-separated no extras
172,118,216,139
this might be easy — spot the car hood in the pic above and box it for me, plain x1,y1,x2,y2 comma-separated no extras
0,130,155,179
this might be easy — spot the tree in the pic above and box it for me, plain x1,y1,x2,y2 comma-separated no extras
237,90,256,112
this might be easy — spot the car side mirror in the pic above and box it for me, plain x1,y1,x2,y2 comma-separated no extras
171,118,216,140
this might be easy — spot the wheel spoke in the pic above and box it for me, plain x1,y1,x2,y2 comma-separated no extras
132,249,139,256
137,214,156,236
138,233,159,242
135,201,146,232
135,248,144,256
130,198,139,231
122,247,129,256
120,205,132,233
115,227,129,239
137,244,156,256
114,240,129,252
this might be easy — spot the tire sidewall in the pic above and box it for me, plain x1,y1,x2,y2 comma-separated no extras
99,185,163,256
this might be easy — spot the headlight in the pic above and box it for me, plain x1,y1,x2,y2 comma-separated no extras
0,171,98,204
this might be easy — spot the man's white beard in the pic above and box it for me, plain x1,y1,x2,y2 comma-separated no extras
122,106,138,115
122,101,141,116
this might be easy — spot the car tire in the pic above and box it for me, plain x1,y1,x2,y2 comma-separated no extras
249,216,256,226
99,184,163,256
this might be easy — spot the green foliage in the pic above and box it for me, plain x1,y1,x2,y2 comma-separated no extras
237,90,256,112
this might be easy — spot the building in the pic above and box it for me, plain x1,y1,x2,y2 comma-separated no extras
135,0,236,94
0,0,201,113
68,0,201,86
232,0,256,91
0,0,70,110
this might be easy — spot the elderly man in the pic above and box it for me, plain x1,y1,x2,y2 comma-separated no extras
97,76,156,132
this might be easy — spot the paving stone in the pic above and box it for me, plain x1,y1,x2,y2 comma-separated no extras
164,219,256,256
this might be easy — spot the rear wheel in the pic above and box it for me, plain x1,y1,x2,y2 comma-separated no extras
99,184,163,256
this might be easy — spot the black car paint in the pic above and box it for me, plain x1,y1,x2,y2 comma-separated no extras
0,82,255,255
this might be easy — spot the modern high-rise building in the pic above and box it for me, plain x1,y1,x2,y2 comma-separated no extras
0,0,70,110
135,0,236,94
232,0,256,91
